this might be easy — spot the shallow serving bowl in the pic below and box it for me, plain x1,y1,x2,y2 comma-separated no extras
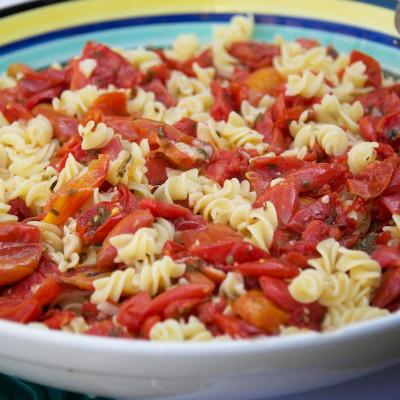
0,0,400,399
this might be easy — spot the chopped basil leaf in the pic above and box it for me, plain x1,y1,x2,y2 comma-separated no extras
50,208,60,216
158,126,166,138
354,232,378,254
67,189,77,196
301,179,310,188
117,154,132,177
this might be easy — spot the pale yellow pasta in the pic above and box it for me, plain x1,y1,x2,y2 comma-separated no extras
62,317,90,334
117,46,162,71
308,238,340,276
313,94,364,135
48,250,80,273
154,168,201,204
347,141,379,174
165,34,199,62
78,120,114,150
53,153,84,192
149,316,213,342
219,272,247,300
293,123,348,156
27,220,63,252
78,58,97,78
285,70,330,99
382,214,400,247
289,269,325,304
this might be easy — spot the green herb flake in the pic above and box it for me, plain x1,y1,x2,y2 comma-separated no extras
41,175,50,181
67,189,77,196
226,255,234,265
145,70,154,83
50,208,60,216
196,147,210,160
301,179,310,189
158,126,166,138
266,163,278,170
90,206,111,227
388,128,399,141
117,154,132,178
253,113,264,126
88,149,100,156
86,271,104,278
354,232,378,254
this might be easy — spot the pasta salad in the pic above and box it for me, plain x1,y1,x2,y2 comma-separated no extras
0,15,399,341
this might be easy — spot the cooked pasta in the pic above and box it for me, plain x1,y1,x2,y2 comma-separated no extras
0,14,397,341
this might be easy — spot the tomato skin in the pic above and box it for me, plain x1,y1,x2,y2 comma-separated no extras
142,79,176,107
253,179,298,227
372,266,400,308
246,67,283,101
346,156,396,200
139,198,190,218
285,163,347,194
117,291,152,333
232,290,288,334
70,41,140,90
236,259,299,279
190,241,270,264
173,213,208,231
0,273,60,323
179,223,242,248
173,118,197,138
85,319,131,338
59,267,112,291
162,297,204,320
7,198,33,221
203,148,250,186
0,222,41,243
371,246,400,268
259,276,302,312
42,154,110,225
349,50,382,89
88,92,129,116
0,243,43,286
228,41,280,70
214,313,264,339
286,302,326,331
210,81,234,122
41,309,75,329
287,193,342,233
97,209,154,270
2,102,33,123
139,315,161,340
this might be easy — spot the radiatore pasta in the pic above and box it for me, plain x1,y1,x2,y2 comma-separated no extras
0,15,400,341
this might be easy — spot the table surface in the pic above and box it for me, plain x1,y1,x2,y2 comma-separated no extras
1,0,400,399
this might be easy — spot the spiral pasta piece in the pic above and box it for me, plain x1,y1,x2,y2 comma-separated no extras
78,120,114,150
347,141,379,174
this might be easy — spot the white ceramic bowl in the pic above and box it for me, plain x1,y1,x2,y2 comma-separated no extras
0,1,400,399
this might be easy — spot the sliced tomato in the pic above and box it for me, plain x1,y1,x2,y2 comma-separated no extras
349,49,382,89
246,67,284,101
286,302,326,331
145,157,170,185
214,313,264,339
232,290,288,334
0,242,43,286
371,246,400,268
173,118,197,138
87,92,129,116
59,267,112,291
139,315,161,340
346,156,397,200
41,309,76,329
253,179,298,227
2,102,33,123
0,273,60,323
202,148,250,186
117,291,152,333
162,297,204,320
259,276,302,312
96,209,154,270
142,79,176,107
228,41,280,70
285,163,347,194
70,41,140,90
372,266,400,308
7,198,33,222
0,222,41,243
139,198,190,218
42,154,110,225
210,81,234,122
85,319,131,338
236,259,299,279
173,213,208,231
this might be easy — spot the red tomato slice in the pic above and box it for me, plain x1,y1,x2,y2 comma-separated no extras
232,290,288,334
236,259,299,279
85,319,131,338
350,50,382,89
372,266,400,308
210,81,234,122
214,313,264,339
371,246,400,268
42,154,110,225
139,198,190,218
88,92,129,116
0,222,41,243
0,242,43,286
